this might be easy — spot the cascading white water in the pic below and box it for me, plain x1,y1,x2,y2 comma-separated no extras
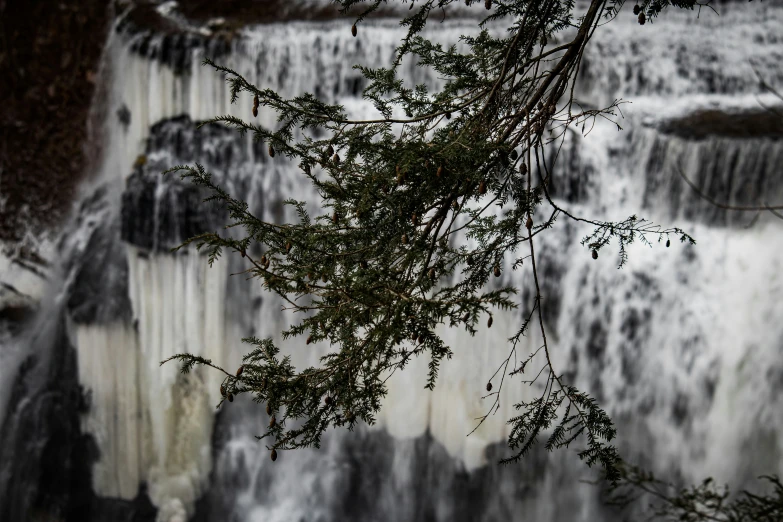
2,3,783,521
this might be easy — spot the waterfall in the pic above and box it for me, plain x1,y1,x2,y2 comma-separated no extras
1,3,783,521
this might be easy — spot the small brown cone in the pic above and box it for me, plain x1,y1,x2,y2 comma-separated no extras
486,382,492,392
633,4,641,15
510,149,518,160
327,145,334,156
261,255,267,265
437,165,443,178
286,241,292,253
351,24,357,37
322,273,328,283
325,396,333,406
307,335,313,345
638,12,646,25
268,144,275,158
484,0,491,9
236,366,244,377
401,234,408,245
428,268,436,280
592,249,598,260
519,163,527,175
493,265,501,278
487,316,493,328
269,415,276,428
526,215,533,230
666,239,671,248
270,449,278,462
478,180,486,195
220,385,226,397
228,393,234,402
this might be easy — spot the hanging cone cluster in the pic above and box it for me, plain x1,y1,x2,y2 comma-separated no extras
252,94,259,117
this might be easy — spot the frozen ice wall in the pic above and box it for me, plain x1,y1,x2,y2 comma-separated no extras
2,3,783,521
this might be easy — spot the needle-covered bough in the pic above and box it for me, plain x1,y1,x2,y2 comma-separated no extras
163,0,704,481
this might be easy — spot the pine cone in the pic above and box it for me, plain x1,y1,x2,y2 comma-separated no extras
487,316,493,328
401,233,408,245
268,144,275,157
486,382,493,392
437,165,443,178
638,12,646,25
519,162,528,175
666,239,671,248
270,449,278,462
526,216,533,230
327,145,334,156
306,335,313,345
510,149,518,161
484,0,491,9
351,24,357,37
266,403,272,415
269,415,276,428
325,396,333,406
333,153,340,165
220,385,226,396
592,249,598,260
228,393,234,402
633,4,641,15
236,366,244,377
479,180,487,195
493,264,501,278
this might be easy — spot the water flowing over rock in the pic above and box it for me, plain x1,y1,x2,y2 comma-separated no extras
1,3,783,521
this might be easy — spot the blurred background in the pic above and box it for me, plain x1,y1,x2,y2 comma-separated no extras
1,1,782,521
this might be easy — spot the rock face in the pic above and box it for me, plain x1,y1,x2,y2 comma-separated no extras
0,0,110,241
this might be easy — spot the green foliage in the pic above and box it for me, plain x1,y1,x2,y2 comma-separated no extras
164,0,700,479
604,465,783,521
